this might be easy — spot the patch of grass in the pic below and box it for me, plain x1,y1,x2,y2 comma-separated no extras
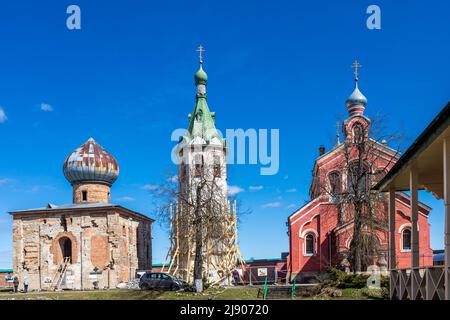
0,287,261,300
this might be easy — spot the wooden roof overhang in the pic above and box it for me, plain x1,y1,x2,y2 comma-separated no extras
374,102,450,200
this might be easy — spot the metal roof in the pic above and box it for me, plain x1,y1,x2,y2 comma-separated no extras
433,253,445,262
373,102,450,191
9,202,154,222
63,138,119,186
0,269,13,273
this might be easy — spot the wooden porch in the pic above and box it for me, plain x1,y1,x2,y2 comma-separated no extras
375,102,450,300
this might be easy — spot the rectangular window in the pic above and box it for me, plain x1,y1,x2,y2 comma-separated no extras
213,155,221,177
194,155,203,177
180,162,186,181
82,190,88,201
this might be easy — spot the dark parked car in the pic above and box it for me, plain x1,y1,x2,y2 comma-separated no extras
139,272,188,291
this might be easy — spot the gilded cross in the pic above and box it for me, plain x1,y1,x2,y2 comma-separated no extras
352,60,362,80
197,45,205,63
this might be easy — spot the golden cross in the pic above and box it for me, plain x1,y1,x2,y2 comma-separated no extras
196,45,205,63
352,60,362,80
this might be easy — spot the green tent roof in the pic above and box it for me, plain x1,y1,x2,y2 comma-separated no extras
185,64,224,145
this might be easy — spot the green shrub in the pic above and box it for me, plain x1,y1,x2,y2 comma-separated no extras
326,267,369,289
338,274,369,289
327,267,347,282
380,275,389,289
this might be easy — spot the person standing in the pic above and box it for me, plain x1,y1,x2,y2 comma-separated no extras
23,277,29,293
13,276,19,293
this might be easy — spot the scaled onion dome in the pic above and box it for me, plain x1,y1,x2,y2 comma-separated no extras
63,138,119,186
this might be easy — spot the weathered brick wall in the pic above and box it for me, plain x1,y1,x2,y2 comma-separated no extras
73,183,111,203
12,208,152,291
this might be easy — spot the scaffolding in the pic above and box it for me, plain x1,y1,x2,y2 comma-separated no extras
161,200,246,286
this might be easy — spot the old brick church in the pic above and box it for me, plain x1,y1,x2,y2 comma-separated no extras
286,64,433,282
10,138,153,290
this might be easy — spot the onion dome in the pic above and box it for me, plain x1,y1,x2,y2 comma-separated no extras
195,64,208,85
346,60,367,116
346,81,367,116
63,138,119,186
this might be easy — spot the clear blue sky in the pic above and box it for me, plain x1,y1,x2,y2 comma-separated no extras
0,0,449,268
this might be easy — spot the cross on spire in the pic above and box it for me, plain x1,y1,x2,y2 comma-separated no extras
336,122,341,146
352,60,362,81
197,45,205,63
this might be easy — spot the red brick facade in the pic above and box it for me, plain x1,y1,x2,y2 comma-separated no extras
287,102,433,281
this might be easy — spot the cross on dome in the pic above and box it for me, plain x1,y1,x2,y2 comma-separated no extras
196,45,205,63
352,60,362,81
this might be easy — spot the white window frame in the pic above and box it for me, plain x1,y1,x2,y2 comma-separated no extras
303,231,317,257
399,224,412,253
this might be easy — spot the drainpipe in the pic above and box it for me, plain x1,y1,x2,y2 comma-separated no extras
287,219,293,283
318,215,322,273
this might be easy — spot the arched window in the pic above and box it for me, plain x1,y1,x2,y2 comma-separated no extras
402,228,412,251
59,237,72,263
305,234,315,256
353,123,364,144
328,171,342,200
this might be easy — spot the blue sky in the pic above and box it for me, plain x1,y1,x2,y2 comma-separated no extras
0,0,449,268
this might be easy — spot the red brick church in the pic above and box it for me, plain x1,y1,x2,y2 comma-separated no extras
286,63,433,282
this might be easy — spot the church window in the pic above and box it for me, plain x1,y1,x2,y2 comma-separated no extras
213,155,221,177
402,228,412,251
328,171,342,201
353,124,364,144
305,234,315,255
60,215,68,232
59,237,72,263
180,162,187,181
82,190,88,202
194,155,203,177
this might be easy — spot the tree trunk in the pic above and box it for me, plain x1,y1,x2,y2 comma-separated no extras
353,203,363,273
193,219,203,292
193,187,203,292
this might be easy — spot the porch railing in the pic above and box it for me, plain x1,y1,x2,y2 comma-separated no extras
390,266,447,300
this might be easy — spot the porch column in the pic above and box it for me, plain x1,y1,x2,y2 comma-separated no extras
388,184,396,270
444,139,450,300
410,165,420,298
410,166,420,267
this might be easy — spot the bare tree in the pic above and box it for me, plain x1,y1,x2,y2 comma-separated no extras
149,158,231,292
318,113,402,273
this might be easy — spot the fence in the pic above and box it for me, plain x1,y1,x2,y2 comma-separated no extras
390,266,448,300
237,266,287,285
